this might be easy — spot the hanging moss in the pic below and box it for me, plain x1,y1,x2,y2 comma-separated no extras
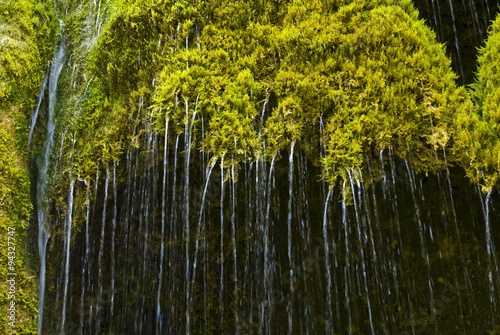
468,13,500,189
27,1,500,333
314,3,463,185
52,0,500,196
36,0,500,230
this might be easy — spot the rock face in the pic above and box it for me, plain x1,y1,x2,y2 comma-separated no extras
23,0,500,334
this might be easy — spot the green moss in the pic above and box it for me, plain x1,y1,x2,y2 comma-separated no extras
313,4,461,184
51,0,500,200
24,1,500,332
467,13,500,189
0,0,55,333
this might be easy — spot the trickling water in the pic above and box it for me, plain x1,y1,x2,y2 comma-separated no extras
287,141,295,335
156,115,169,333
110,161,118,326
404,157,437,328
79,182,90,335
94,166,109,334
36,37,65,335
38,3,500,333
219,156,226,332
43,129,500,334
28,75,48,146
184,96,198,335
447,0,464,79
349,170,375,334
230,161,239,334
322,189,334,333
482,188,500,322
60,177,75,334
341,180,353,335
414,0,500,83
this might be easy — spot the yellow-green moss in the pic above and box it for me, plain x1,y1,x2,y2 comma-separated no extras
50,0,500,217
0,0,55,333
468,13,500,189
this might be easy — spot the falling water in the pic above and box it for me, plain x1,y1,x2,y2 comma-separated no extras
28,75,48,146
188,159,216,332
219,156,226,332
184,95,197,335
481,187,500,324
414,0,499,83
341,180,353,335
447,0,464,79
287,141,295,335
42,123,500,334
230,161,239,334
36,37,65,335
79,181,90,335
156,115,169,333
349,170,375,334
94,166,109,334
110,161,118,325
37,2,500,334
60,177,74,334
322,189,334,333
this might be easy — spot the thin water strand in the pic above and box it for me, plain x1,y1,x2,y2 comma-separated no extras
28,75,48,146
287,141,295,335
60,178,75,334
322,189,334,333
156,116,169,333
95,166,110,334
37,39,65,335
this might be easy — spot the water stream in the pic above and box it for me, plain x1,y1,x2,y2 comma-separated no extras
35,38,65,335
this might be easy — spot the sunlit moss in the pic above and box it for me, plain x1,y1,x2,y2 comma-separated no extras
54,0,500,194
317,4,463,185
469,13,500,189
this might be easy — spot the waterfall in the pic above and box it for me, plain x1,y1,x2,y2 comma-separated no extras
414,0,499,83
110,161,118,325
40,122,500,334
219,156,226,331
230,161,239,334
34,2,500,334
447,0,464,79
36,37,65,335
184,95,197,335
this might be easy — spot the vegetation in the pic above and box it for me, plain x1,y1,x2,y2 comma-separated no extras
467,13,500,189
3,0,500,333
55,0,500,190
21,10,496,292
0,0,55,333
